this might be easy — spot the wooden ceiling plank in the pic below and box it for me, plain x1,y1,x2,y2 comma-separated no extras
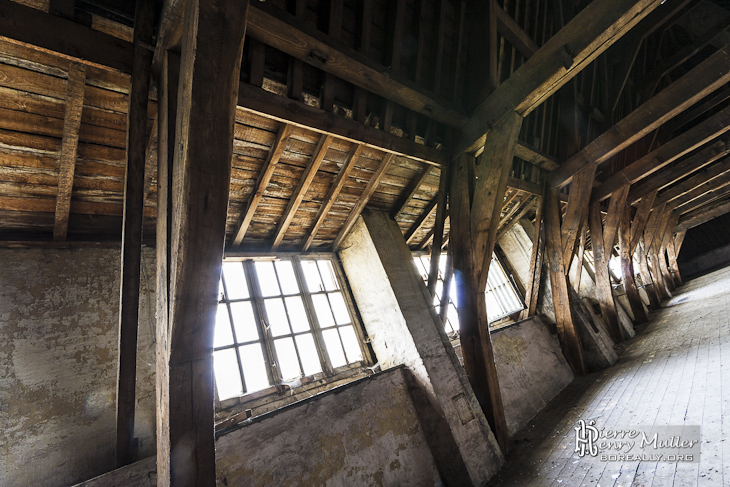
392,164,436,218
232,123,294,247
302,143,363,251
246,2,467,128
333,153,395,249
52,63,86,241
594,104,730,202
271,134,333,250
405,198,438,244
556,45,730,187
457,0,664,155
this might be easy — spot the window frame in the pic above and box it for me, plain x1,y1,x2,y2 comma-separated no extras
214,253,374,403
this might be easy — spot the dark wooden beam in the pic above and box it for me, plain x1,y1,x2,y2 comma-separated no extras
302,143,362,251
519,193,544,320
556,45,730,187
0,0,134,73
495,7,539,58
560,166,595,271
404,198,438,244
237,82,446,166
628,140,730,205
116,0,154,468
456,0,664,155
513,141,560,171
333,153,395,249
246,2,468,128
164,1,249,485
619,201,648,323
392,164,435,218
272,134,333,250
427,169,449,296
232,123,293,246
654,156,730,208
676,181,730,214
593,104,730,202
630,190,657,255
52,63,85,241
677,196,730,230
506,176,544,196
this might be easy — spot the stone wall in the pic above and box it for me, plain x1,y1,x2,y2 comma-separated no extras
215,367,443,487
0,248,157,487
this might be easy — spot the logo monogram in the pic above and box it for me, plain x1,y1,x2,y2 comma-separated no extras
575,419,599,457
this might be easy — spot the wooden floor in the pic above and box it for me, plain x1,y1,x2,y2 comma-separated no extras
488,265,730,487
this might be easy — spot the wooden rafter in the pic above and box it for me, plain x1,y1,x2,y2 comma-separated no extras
392,164,435,218
302,143,363,251
653,157,730,209
677,196,730,231
676,180,730,214
333,153,395,250
232,123,293,247
271,134,333,250
405,198,438,244
52,62,85,241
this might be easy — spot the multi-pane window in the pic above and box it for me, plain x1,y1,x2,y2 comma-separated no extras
414,252,524,333
213,257,366,401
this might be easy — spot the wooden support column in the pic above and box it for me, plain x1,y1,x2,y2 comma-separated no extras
519,191,544,320
619,202,648,324
427,168,449,296
156,49,179,487
668,229,686,285
543,185,587,375
116,0,154,468
573,222,586,293
450,112,522,452
659,211,680,290
648,208,672,300
162,0,249,485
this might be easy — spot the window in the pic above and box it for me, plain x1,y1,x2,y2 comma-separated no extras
414,252,524,333
213,256,368,401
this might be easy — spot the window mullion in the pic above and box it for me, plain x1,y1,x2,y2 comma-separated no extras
220,270,248,394
272,262,306,378
331,255,373,365
244,261,279,386
294,256,334,376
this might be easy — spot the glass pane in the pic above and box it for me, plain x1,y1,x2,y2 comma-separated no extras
255,261,280,297
317,260,339,291
214,304,234,348
213,349,243,400
218,279,225,301
295,333,322,376
300,260,323,293
274,337,301,380
285,296,310,333
328,292,351,325
322,328,347,368
229,301,258,343
448,305,460,331
275,261,299,295
339,325,363,363
239,343,270,393
222,262,248,299
312,294,336,328
264,298,290,337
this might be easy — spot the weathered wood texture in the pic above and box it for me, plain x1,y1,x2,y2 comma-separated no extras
619,202,648,323
163,1,249,486
115,0,154,467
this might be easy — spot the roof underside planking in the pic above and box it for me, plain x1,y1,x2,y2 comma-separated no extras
0,0,729,251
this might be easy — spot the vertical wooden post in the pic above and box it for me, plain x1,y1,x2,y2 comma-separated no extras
668,228,686,285
116,0,154,467
619,202,648,323
451,112,522,452
160,0,249,485
520,192,544,320
572,223,586,293
155,49,179,487
427,168,449,296
544,186,587,375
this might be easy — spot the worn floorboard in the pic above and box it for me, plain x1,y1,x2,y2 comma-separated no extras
488,265,730,487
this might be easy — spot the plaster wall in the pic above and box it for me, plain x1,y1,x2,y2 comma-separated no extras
215,367,443,487
0,248,157,487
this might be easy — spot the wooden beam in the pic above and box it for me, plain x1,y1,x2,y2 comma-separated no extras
677,182,730,215
164,0,249,485
495,7,539,58
513,141,560,171
628,140,730,205
544,185,587,374
630,190,657,255
427,168,449,296
560,165,595,271
237,82,446,166
302,143,363,251
572,222,586,292
232,123,293,246
456,0,664,155
404,198,438,244
506,176,544,196
52,63,85,241
619,201,648,323
555,45,730,187
272,134,333,250
0,0,134,73
677,197,730,231
392,164,435,218
497,195,538,240
519,194,544,320
116,0,154,468
593,104,730,202
673,172,730,212
246,2,468,128
333,153,395,249
654,157,730,208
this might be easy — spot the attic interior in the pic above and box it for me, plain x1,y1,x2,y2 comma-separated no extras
2,0,730,485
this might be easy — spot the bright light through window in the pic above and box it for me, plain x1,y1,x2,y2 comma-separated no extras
414,253,524,333
213,258,366,401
